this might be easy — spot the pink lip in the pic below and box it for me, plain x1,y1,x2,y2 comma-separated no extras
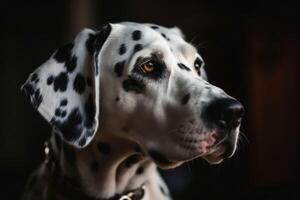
197,132,217,154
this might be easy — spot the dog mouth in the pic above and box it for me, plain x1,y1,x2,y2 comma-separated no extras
147,121,239,168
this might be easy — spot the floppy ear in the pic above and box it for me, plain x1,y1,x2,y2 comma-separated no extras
21,24,112,148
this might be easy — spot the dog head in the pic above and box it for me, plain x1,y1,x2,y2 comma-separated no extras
22,22,244,168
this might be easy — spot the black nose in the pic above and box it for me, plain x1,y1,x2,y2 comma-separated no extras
204,98,244,129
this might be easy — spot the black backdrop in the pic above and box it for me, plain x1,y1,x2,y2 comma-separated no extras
1,1,299,199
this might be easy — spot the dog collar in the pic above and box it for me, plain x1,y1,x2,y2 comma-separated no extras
44,141,146,200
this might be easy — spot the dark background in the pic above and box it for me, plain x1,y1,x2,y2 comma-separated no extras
1,0,299,199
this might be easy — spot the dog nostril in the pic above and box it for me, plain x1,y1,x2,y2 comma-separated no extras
219,102,244,128
204,98,244,129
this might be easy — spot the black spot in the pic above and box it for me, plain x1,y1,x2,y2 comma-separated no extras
119,43,127,55
94,24,112,75
114,60,126,77
181,93,190,105
94,24,111,52
124,154,141,168
86,33,96,55
150,26,159,29
122,76,145,94
115,97,120,102
60,99,68,106
134,44,143,53
91,160,100,172
47,76,54,85
84,93,95,128
54,72,69,92
31,73,38,82
161,33,170,41
78,137,87,147
132,30,142,40
53,43,74,63
61,111,67,118
97,142,111,154
55,108,61,116
33,88,43,108
86,77,93,87
73,73,86,94
22,83,34,96
177,63,191,71
149,150,173,165
65,55,77,73
52,108,83,141
136,166,144,175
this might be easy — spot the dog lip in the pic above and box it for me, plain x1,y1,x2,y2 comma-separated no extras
203,145,226,164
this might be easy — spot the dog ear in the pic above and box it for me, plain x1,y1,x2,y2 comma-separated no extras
21,24,112,148
170,26,185,39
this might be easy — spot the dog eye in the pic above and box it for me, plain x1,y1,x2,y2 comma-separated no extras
140,61,156,73
194,57,203,76
134,58,165,80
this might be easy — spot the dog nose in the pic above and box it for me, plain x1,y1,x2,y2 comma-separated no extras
204,98,244,129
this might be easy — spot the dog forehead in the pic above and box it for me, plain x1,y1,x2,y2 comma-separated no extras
109,22,198,63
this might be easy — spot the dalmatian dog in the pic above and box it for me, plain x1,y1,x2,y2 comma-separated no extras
21,22,244,200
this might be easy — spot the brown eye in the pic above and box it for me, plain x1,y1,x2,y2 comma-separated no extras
140,61,155,73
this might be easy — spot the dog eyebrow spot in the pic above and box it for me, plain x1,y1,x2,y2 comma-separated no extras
177,63,191,71
132,30,142,40
181,93,190,105
114,60,126,77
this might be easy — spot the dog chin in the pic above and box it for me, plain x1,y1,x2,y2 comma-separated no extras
203,142,237,164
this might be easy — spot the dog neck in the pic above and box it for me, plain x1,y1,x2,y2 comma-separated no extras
50,131,168,199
